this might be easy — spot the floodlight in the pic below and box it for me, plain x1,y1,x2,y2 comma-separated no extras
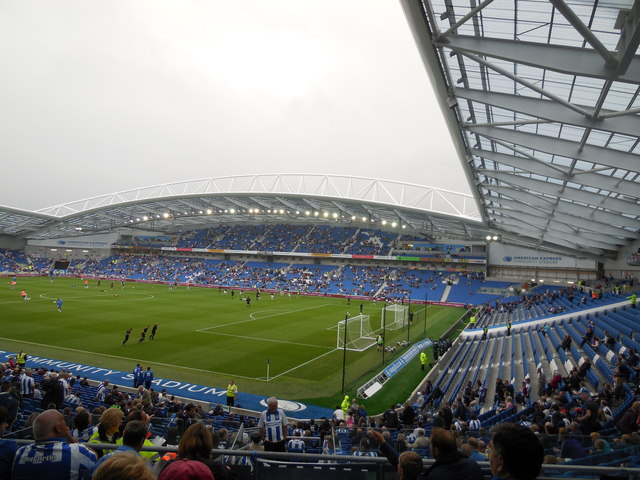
391,222,397,227
230,208,236,214
381,220,387,225
486,235,492,241
323,212,329,218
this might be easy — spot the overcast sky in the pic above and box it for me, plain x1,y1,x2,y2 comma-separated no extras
0,1,469,211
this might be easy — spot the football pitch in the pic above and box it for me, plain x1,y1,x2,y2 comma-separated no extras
0,276,464,410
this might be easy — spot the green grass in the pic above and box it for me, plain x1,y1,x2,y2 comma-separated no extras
0,276,463,413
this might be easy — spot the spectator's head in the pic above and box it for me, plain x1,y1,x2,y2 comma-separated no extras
33,410,69,441
127,409,150,424
178,423,212,461
73,409,92,431
467,436,479,451
359,438,371,451
594,439,607,451
429,428,457,460
93,452,154,480
99,408,124,436
489,423,543,480
267,397,278,412
398,451,422,480
122,420,148,451
157,458,214,480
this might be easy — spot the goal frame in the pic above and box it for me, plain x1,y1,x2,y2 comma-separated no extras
382,303,409,331
337,315,376,352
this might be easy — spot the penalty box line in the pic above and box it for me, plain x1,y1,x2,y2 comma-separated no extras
196,330,333,350
196,303,334,332
267,348,338,382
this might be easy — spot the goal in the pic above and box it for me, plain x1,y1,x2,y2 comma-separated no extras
337,315,376,351
382,304,409,330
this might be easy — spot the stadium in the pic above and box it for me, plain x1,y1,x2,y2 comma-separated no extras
0,1,639,479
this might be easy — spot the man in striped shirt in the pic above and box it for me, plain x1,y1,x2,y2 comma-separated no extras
19,369,35,398
12,409,97,480
258,397,288,452
95,380,110,403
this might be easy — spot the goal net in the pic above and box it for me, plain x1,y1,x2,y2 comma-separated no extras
337,315,376,351
382,304,409,331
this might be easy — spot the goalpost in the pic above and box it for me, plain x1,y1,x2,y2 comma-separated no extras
337,315,376,351
382,303,409,330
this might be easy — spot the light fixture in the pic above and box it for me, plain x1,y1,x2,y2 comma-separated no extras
332,212,338,219
362,217,367,222
381,220,387,225
230,208,236,214
391,222,397,228
323,212,329,218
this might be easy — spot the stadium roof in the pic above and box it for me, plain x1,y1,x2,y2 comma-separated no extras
0,174,488,243
401,0,640,259
2,1,639,261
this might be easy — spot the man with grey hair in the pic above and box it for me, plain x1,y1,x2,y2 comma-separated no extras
258,396,288,452
408,428,429,450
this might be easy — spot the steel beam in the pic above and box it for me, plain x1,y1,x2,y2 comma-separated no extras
453,50,591,117
482,170,638,215
438,0,495,37
549,0,618,68
617,1,640,74
473,149,640,197
467,125,640,173
456,87,640,137
485,186,639,229
441,35,640,83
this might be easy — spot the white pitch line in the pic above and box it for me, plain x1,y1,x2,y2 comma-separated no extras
38,293,155,302
196,330,333,349
198,303,334,331
267,349,338,381
0,336,265,382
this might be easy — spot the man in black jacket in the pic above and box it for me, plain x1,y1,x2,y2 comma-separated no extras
488,423,543,480
424,428,482,480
